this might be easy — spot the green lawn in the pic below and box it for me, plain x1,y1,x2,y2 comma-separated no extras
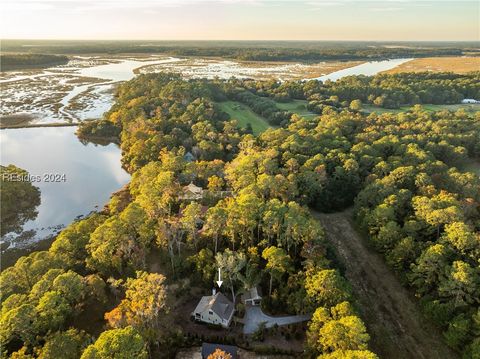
275,99,318,120
217,101,271,135
363,103,480,115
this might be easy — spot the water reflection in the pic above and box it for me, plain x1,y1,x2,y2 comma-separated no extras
315,58,412,82
0,127,130,247
0,165,41,236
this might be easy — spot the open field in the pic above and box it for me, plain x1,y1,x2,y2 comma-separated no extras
363,103,480,114
274,100,317,119
384,56,480,74
218,101,271,135
312,209,458,359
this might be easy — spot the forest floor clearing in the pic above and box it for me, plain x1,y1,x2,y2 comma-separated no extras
312,209,458,359
384,57,480,74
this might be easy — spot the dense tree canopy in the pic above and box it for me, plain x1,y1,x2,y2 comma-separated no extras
2,69,478,358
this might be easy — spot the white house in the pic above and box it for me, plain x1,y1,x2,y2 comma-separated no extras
461,99,480,104
241,286,262,306
192,291,235,328
180,182,204,201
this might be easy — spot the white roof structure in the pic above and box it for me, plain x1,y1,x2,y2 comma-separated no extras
461,99,480,104
185,182,203,194
241,286,262,306
181,182,204,200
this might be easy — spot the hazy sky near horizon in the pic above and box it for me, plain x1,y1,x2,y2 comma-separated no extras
1,0,478,41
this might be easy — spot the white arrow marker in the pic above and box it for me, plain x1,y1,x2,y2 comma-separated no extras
216,268,223,288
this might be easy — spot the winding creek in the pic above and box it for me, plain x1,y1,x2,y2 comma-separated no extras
0,57,410,250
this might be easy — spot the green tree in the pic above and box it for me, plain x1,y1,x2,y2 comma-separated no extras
438,261,479,307
188,248,215,285
51,271,86,304
442,222,479,260
80,327,148,359
413,192,463,238
37,329,90,359
205,205,228,254
262,246,293,295
0,303,36,346
49,214,106,269
319,349,379,359
305,269,351,307
443,314,472,350
35,291,71,333
180,202,203,250
349,100,362,111
215,249,247,304
318,316,370,352
104,272,168,340
409,244,450,294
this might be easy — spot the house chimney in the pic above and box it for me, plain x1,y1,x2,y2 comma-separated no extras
212,288,217,296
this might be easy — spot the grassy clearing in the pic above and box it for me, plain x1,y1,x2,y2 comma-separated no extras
275,99,318,119
363,103,480,115
385,57,480,74
217,101,271,135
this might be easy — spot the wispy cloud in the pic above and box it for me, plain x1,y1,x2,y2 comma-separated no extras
370,6,403,12
3,0,263,11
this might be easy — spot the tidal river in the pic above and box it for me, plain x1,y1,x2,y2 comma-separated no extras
0,127,130,248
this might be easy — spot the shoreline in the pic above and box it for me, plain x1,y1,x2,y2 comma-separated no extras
0,122,80,129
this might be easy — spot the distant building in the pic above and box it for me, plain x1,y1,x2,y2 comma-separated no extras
192,291,235,328
201,343,238,359
241,286,262,306
461,99,480,104
181,182,204,200
184,151,196,162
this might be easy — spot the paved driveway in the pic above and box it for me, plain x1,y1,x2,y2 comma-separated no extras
243,306,311,334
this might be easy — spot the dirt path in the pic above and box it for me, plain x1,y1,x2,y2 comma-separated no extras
312,210,458,359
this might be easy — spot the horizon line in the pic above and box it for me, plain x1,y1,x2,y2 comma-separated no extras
2,38,479,43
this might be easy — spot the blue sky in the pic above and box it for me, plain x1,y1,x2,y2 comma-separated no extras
1,0,478,40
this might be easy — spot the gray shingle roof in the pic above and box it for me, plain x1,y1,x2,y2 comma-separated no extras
194,292,234,321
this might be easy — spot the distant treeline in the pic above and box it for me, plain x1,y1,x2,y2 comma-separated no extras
166,47,467,62
2,40,479,62
0,53,69,71
233,72,480,110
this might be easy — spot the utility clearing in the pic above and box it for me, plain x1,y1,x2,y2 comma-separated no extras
312,210,458,359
